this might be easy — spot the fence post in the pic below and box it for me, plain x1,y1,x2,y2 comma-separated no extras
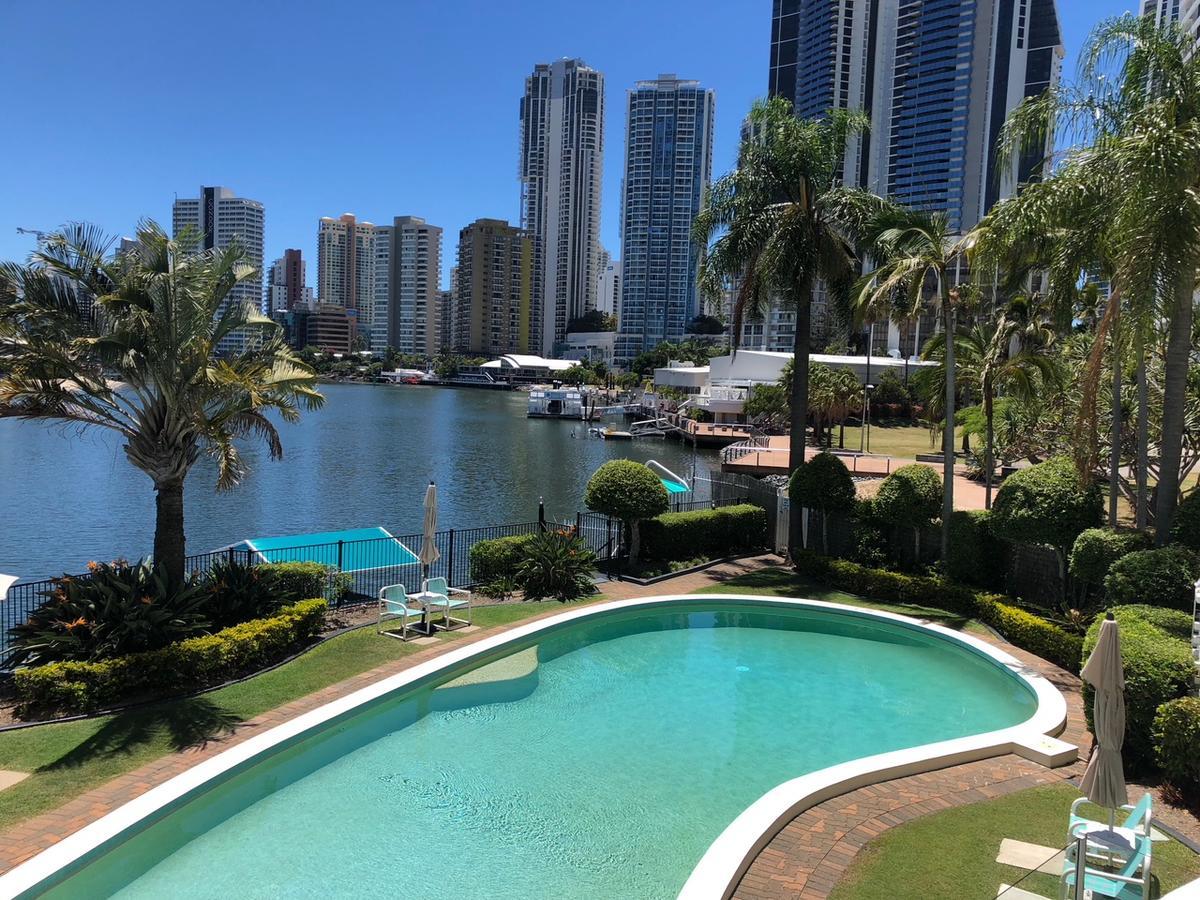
539,499,546,533
337,540,344,571
448,529,455,586
226,546,235,566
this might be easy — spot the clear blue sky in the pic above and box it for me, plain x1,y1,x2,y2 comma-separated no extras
0,1,1134,287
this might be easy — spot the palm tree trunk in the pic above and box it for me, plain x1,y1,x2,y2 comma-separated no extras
788,285,813,559
1109,316,1122,527
1135,337,1149,530
940,276,955,559
985,389,995,510
154,479,187,588
1154,266,1196,544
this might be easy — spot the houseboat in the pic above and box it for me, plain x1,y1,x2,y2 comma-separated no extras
527,387,590,419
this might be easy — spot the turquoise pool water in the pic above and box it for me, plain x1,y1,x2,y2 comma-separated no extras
40,603,1036,900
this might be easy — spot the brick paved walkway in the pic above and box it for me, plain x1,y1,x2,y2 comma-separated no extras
0,555,1188,899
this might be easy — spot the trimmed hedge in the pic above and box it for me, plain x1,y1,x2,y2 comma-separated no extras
468,533,537,584
1171,490,1200,552
1154,697,1200,800
262,561,333,602
640,504,768,562
1104,546,1200,611
991,456,1102,553
873,464,943,527
13,599,328,714
792,551,1083,674
1068,528,1152,586
944,510,1004,590
1083,605,1195,773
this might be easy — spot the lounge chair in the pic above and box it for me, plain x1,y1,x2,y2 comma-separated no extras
377,584,425,640
1061,821,1152,900
1067,793,1153,867
422,576,472,629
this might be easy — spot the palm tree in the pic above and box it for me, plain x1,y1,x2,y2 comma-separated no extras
0,222,324,586
993,14,1200,542
694,97,884,555
857,208,970,556
923,311,1061,508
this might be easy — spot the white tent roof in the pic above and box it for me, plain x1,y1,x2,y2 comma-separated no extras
481,354,579,371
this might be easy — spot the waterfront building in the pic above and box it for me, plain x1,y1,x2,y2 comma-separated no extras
172,186,265,355
453,218,533,356
301,304,355,354
374,216,442,357
1142,0,1200,39
520,58,605,356
596,248,620,317
266,249,311,313
317,214,376,345
765,0,1063,355
438,289,454,353
614,74,715,365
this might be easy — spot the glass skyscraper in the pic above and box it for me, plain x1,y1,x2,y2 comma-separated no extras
615,75,715,364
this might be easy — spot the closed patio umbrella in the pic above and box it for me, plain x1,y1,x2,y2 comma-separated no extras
419,481,440,580
1079,613,1127,820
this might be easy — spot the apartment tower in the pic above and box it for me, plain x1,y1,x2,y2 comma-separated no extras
172,186,265,355
317,214,376,343
374,216,442,356
265,249,309,312
519,58,605,356
615,75,715,363
453,218,533,355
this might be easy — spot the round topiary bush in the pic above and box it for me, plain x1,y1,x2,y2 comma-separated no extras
944,510,1004,590
1104,545,1200,611
1069,527,1153,587
1171,490,1200,552
790,452,857,554
873,464,943,527
584,460,669,564
990,457,1102,553
1154,696,1200,800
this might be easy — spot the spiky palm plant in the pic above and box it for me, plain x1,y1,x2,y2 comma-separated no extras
0,221,324,585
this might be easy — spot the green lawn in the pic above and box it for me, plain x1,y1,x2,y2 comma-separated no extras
830,783,1200,899
830,421,954,460
0,601,592,832
697,566,989,635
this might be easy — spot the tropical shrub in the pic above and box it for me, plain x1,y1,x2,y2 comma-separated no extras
873,464,943,526
263,561,334,603
1104,546,1200,611
1068,528,1153,587
584,460,669,564
12,599,327,714
515,531,596,603
1154,697,1200,800
790,453,857,553
944,510,1004,590
1170,489,1200,552
469,533,537,584
792,551,1083,673
1083,605,1195,772
640,504,768,562
990,457,1102,554
204,559,286,628
7,560,211,667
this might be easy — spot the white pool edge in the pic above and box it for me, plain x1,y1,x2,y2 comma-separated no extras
0,594,1073,900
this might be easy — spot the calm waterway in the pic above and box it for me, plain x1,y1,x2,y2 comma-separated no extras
0,383,719,582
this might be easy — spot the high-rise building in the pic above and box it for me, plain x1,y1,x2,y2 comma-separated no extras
1142,0,1200,39
172,186,265,355
520,58,605,356
453,218,533,355
615,75,715,363
596,248,620,317
438,289,454,353
765,0,1063,354
373,216,442,356
265,249,311,313
317,214,376,343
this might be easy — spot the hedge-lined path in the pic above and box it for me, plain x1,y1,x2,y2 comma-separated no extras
0,555,786,875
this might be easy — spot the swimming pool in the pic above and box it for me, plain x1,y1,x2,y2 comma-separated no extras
4,596,1064,900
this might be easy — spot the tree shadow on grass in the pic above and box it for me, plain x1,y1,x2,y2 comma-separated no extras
40,697,241,772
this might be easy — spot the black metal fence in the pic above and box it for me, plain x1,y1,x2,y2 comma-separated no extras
1,480,763,660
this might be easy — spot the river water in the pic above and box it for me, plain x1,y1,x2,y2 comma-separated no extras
0,383,719,582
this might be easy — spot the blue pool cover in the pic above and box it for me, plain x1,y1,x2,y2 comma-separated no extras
661,479,690,494
233,527,419,572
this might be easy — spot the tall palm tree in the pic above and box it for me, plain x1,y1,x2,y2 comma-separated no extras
0,222,324,586
923,312,1061,508
994,14,1200,542
857,208,970,556
694,96,884,555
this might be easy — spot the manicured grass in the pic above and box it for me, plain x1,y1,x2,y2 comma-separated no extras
829,783,1200,899
0,600,596,832
831,421,957,460
698,566,989,635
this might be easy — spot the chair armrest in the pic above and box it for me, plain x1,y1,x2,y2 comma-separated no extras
446,586,471,596
1070,796,1089,816
381,599,415,614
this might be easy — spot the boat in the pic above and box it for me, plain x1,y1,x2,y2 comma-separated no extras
600,429,633,440
528,387,590,419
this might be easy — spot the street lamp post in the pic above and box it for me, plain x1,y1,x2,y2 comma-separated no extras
864,384,876,454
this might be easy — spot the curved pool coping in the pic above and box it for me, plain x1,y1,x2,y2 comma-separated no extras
0,594,1073,900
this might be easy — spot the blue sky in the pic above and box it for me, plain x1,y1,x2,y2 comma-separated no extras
1,1,1134,287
